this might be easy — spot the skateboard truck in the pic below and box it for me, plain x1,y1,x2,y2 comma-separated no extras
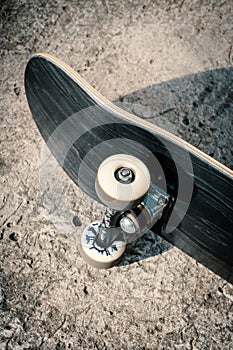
95,183,169,248
79,154,170,268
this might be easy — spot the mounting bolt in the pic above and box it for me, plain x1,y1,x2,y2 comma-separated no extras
158,196,166,206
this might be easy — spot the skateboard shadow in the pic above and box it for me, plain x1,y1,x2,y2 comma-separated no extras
119,230,172,266
115,66,233,267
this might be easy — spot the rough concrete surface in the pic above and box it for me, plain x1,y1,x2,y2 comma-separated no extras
0,1,233,349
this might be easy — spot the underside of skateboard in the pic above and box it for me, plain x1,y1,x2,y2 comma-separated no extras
25,54,233,283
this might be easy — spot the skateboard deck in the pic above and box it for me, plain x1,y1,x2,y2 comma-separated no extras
25,54,233,282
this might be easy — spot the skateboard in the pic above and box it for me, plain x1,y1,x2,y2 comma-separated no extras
25,54,233,282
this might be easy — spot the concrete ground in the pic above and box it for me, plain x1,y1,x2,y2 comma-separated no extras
0,1,233,349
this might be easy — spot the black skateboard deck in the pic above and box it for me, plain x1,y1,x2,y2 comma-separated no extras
25,54,233,282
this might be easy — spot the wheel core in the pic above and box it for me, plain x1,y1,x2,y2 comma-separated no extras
95,154,151,210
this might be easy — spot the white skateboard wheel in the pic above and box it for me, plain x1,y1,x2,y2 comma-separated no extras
95,154,150,210
79,222,126,269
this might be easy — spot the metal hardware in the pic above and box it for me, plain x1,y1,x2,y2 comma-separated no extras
94,183,170,248
115,167,135,184
120,216,137,234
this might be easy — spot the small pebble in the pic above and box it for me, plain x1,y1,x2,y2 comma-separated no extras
9,232,18,241
13,86,21,96
73,216,82,227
